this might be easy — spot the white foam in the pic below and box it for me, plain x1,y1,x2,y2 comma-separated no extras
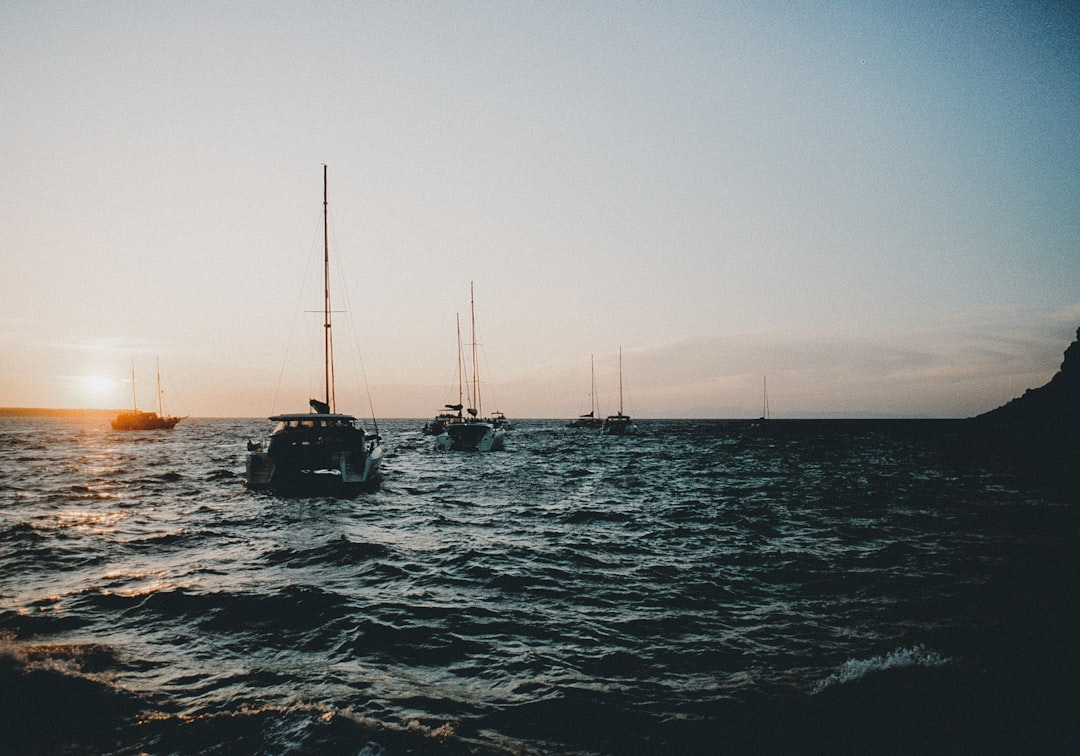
813,643,951,693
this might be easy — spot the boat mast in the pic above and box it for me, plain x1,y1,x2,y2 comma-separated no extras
130,359,137,410
590,354,597,417
470,281,482,417
618,347,624,416
456,313,464,416
762,375,770,420
322,164,335,413
156,357,164,416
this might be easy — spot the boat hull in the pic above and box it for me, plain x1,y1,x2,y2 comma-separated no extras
245,414,383,494
601,414,638,435
435,421,505,452
246,446,383,494
112,411,182,430
422,414,458,435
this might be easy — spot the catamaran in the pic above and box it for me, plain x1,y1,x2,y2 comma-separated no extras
601,347,638,435
434,282,506,452
246,165,384,493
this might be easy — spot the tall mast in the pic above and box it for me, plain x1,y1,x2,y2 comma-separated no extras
590,354,597,417
470,281,481,416
130,359,137,411
618,347,624,415
322,164,334,413
763,375,770,420
156,357,163,415
455,313,464,415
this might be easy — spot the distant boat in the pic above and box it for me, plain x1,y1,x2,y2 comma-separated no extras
567,354,603,428
760,375,770,422
422,314,468,436
601,347,638,435
434,282,506,452
112,359,184,431
421,406,462,436
490,410,514,430
246,165,384,493
751,375,771,428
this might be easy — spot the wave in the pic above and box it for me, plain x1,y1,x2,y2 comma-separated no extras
0,643,143,753
813,644,952,693
3,417,1078,753
264,536,392,568
0,643,512,754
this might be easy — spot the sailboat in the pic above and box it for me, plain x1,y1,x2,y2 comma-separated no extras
434,282,506,452
760,375,770,422
422,314,467,436
112,359,184,430
752,375,771,427
567,354,603,428
601,347,638,435
245,165,384,493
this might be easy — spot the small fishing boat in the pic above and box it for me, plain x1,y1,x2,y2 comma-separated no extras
601,347,638,435
434,283,505,452
567,354,603,428
112,359,184,430
246,165,384,493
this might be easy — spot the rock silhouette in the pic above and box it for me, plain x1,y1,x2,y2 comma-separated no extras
978,326,1080,429
973,326,1080,492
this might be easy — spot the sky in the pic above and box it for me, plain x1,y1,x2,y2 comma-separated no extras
2,1,1079,419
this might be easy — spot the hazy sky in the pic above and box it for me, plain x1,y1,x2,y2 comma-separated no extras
3,1,1079,419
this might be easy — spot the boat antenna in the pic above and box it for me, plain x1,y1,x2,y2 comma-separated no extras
323,164,335,413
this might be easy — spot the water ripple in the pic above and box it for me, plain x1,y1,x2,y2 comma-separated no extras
1,417,1077,753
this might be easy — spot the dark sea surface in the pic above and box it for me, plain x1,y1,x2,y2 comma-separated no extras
2,417,1078,754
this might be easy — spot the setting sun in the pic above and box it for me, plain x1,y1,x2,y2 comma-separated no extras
75,374,121,408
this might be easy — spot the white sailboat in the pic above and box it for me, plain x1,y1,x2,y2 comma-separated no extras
435,282,506,452
423,313,467,436
568,354,603,428
601,347,638,435
246,165,384,493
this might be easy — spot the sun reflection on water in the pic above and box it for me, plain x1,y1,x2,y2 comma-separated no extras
51,509,127,534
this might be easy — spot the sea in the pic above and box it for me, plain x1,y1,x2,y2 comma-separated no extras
2,417,1078,755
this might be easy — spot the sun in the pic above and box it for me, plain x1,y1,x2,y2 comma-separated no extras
76,374,121,408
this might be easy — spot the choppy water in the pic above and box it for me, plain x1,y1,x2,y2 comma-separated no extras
2,417,1078,754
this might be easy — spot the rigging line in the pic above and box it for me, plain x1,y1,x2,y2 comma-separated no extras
271,213,322,415
156,360,188,417
470,309,504,416
327,207,381,435
341,299,381,436
438,317,461,406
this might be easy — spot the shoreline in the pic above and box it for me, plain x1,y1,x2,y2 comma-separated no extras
0,407,121,418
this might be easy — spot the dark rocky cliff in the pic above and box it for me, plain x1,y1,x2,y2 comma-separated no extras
972,326,1080,495
977,326,1080,429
